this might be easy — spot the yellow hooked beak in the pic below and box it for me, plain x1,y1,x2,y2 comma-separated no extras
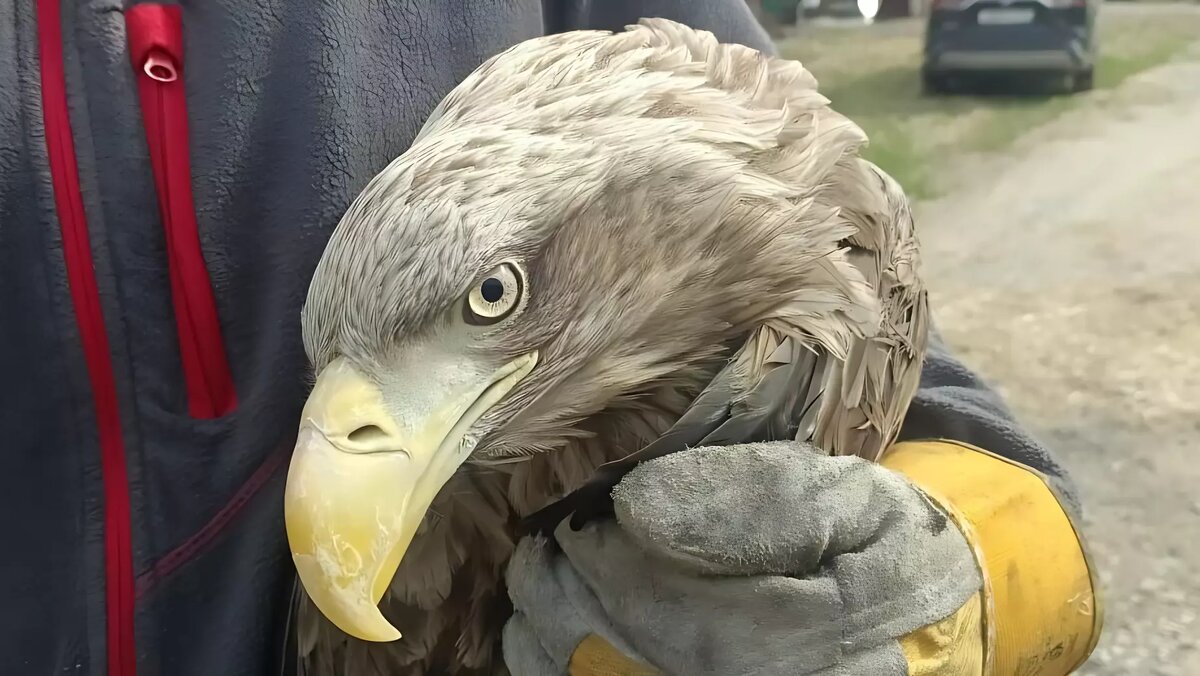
284,352,537,642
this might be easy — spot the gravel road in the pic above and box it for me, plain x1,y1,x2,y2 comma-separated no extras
914,41,1200,675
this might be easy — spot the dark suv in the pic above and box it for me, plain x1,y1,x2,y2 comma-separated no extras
922,0,1099,93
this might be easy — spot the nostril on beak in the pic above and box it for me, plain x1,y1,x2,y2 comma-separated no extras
347,425,388,444
338,424,401,455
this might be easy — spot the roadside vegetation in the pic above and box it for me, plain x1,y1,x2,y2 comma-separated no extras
776,5,1200,198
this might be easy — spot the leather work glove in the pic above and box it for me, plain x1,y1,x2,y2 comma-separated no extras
502,441,1100,675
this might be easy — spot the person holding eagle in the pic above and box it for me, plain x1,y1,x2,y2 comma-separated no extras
3,0,1099,674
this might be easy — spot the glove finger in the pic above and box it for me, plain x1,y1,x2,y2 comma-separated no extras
612,442,894,575
505,535,593,667
502,612,563,676
556,519,852,675
558,517,979,671
608,441,983,647
507,534,650,670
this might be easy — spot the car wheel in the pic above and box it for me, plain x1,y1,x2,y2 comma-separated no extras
922,70,951,95
1071,68,1094,93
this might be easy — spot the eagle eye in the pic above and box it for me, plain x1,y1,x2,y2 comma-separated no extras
464,262,524,326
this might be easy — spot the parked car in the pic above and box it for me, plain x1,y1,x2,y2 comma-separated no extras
922,0,1099,93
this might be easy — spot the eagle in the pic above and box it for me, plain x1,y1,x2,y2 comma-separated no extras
284,18,928,675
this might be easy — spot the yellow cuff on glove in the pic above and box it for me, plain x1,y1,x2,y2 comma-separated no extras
897,591,986,675
884,440,1103,676
569,635,660,676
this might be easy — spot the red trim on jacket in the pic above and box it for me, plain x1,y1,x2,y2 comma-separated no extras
36,1,136,673
135,443,292,599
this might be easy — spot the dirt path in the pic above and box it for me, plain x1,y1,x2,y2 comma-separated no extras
914,47,1200,674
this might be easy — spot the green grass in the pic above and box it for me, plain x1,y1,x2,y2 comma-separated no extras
814,64,1076,197
776,7,1200,199
1095,24,1196,88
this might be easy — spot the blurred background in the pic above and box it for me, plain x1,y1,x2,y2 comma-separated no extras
742,1,1200,673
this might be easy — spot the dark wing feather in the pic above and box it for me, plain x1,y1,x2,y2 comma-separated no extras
520,326,831,535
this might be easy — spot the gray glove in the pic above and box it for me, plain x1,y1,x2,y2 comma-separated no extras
502,441,982,675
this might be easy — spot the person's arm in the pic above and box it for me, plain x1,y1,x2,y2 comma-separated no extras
897,325,1081,514
880,327,1101,674
546,0,775,53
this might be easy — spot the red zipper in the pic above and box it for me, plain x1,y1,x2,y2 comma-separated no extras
36,1,136,674
127,3,237,419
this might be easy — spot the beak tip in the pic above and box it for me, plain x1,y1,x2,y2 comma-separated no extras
346,623,404,643
341,613,404,643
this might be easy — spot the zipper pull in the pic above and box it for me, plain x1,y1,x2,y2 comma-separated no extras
143,51,177,82
128,3,237,418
